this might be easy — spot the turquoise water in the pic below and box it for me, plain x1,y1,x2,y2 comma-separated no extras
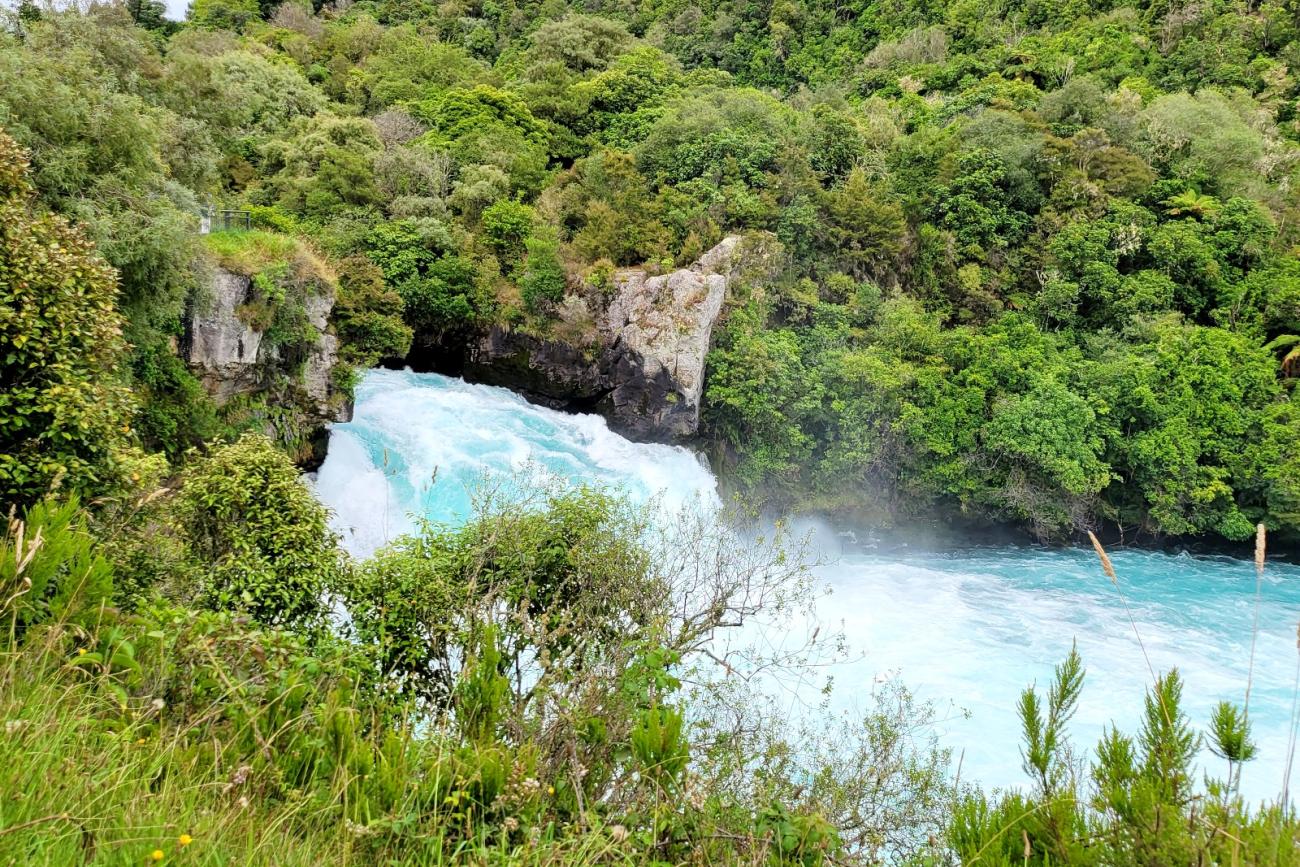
313,368,719,555
314,368,1300,806
809,545,1300,804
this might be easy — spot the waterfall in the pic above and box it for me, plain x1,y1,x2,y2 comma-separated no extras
314,368,719,557
314,368,1300,804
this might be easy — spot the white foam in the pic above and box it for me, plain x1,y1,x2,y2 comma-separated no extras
313,369,720,558
313,369,1300,807
807,550,1300,804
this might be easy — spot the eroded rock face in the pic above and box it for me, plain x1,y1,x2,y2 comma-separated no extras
602,235,743,437
187,269,265,403
183,267,350,429
465,233,778,440
300,289,339,413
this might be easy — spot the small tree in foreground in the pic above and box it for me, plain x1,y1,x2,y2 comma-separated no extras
177,433,344,631
0,128,134,506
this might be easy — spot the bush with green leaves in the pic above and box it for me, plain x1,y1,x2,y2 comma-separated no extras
332,255,413,366
345,487,658,700
260,114,384,218
8,0,1300,545
479,198,534,267
1,498,114,635
948,644,1297,865
131,341,221,460
0,481,962,865
0,129,135,505
0,13,203,347
177,433,344,630
336,482,961,862
520,230,568,313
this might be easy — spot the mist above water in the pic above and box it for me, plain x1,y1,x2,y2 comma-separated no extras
314,368,1300,805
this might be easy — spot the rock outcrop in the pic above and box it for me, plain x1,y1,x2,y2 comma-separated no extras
465,233,779,440
300,289,342,416
186,268,266,403
183,266,350,464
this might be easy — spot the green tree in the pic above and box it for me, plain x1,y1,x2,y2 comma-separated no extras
0,130,134,505
261,114,383,217
901,316,1112,537
821,168,906,280
520,230,567,313
187,0,260,30
808,105,865,184
178,433,344,630
551,149,670,265
1084,322,1285,539
480,198,534,267
414,86,549,196
705,302,823,492
0,20,203,344
332,255,414,366
936,148,1029,259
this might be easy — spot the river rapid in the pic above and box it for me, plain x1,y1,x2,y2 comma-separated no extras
314,368,1300,805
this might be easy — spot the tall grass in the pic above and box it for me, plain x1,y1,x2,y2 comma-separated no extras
0,629,640,867
1284,621,1300,817
1086,531,1169,725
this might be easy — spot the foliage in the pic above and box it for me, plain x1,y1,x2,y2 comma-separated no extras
948,650,1297,866
520,229,567,313
0,12,202,346
0,486,963,866
3,489,1296,865
480,198,534,266
176,434,344,630
6,0,1300,549
261,114,384,217
6,2,1300,862
0,130,135,505
130,340,221,459
363,218,487,336
332,255,413,366
1,498,113,635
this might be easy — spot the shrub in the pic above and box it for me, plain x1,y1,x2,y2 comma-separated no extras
947,641,1297,864
131,342,220,459
1,498,113,635
333,255,413,366
177,433,344,630
0,130,135,505
480,198,534,266
520,232,567,313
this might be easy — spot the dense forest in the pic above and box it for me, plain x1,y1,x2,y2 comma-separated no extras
3,0,1299,542
3,0,1300,861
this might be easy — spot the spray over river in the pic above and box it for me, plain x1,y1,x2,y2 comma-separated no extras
313,368,1300,805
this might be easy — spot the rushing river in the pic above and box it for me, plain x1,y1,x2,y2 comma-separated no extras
315,368,1300,806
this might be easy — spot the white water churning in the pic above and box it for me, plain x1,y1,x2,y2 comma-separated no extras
314,368,1300,805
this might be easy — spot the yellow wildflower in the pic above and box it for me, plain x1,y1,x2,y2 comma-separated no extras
150,850,164,862
76,648,87,656
546,785,555,796
178,834,192,847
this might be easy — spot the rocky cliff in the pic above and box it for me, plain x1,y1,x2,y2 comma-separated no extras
464,233,779,440
186,268,267,403
183,265,350,464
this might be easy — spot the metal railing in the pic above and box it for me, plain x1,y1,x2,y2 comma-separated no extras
199,207,251,234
